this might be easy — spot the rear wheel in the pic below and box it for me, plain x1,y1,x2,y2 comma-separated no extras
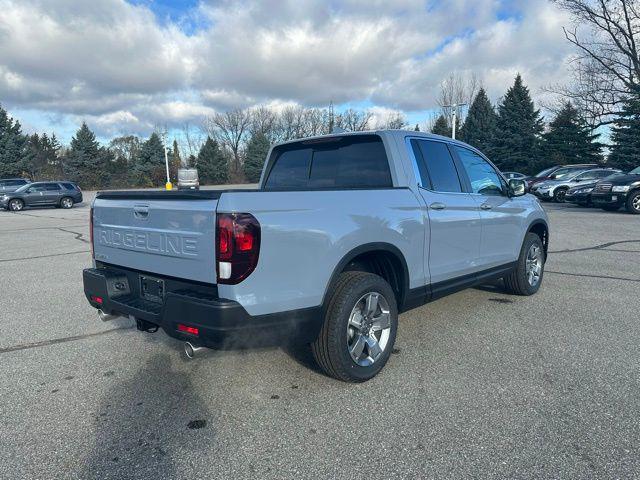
625,191,640,215
504,233,545,296
8,199,24,212
60,196,74,209
312,272,398,382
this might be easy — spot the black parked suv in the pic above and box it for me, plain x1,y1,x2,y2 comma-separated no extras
591,167,640,214
1,181,83,211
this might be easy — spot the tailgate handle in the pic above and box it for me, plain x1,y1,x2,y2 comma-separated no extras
133,204,149,219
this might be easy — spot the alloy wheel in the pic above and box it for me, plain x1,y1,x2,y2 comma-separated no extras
525,244,543,287
347,292,391,367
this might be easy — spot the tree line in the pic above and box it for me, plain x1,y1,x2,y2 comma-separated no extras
1,0,637,187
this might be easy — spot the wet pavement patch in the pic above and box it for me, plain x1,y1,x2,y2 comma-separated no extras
187,419,207,430
270,394,280,400
489,298,513,304
392,348,401,354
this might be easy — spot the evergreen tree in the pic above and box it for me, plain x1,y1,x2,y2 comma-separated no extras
130,133,165,187
197,136,228,184
24,133,61,180
608,96,640,172
244,132,271,183
542,102,602,167
493,74,544,172
414,124,420,132
459,88,497,155
186,154,196,168
0,105,29,177
63,122,104,187
431,115,450,137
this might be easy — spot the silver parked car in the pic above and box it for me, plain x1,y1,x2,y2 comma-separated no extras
531,168,621,202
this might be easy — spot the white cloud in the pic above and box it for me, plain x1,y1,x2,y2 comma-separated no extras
0,0,576,139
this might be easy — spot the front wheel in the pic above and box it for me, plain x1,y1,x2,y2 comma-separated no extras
553,188,568,203
504,233,545,295
626,191,640,215
312,272,398,382
8,199,24,212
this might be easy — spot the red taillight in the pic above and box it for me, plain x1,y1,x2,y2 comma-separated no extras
91,295,103,305
177,324,199,336
89,207,94,258
216,213,261,284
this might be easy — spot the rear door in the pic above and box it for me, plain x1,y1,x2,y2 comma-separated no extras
42,182,63,204
452,145,523,267
408,138,481,284
92,193,219,284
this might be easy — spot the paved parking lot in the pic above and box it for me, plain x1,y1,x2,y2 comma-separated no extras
1,194,639,479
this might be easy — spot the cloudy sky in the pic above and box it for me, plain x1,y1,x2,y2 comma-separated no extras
0,0,575,142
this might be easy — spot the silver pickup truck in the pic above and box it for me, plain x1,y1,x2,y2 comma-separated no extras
83,130,549,382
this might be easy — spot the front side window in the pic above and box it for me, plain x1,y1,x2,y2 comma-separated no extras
454,146,505,196
411,140,462,193
264,135,392,190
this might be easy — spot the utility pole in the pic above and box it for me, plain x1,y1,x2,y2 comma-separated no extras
442,103,467,140
161,129,172,190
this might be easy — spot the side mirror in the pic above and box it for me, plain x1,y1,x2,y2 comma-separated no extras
509,179,526,197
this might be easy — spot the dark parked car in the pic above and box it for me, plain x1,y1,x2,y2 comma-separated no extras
1,181,82,211
526,164,600,191
0,178,30,194
591,167,640,214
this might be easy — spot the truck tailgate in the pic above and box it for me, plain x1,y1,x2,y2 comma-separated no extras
92,191,219,284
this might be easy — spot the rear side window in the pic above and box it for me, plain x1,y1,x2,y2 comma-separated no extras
411,140,462,193
264,135,392,190
5,179,27,186
43,183,62,191
61,183,76,190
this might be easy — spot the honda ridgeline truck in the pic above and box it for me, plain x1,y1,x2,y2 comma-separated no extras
83,131,549,382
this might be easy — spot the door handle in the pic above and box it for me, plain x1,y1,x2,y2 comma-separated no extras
430,202,446,210
133,204,149,219
480,203,492,210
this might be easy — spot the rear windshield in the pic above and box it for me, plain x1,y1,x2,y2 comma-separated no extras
263,135,392,190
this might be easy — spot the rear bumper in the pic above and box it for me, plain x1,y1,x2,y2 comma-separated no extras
83,266,322,347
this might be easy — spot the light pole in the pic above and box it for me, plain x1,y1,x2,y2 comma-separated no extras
442,103,467,140
161,130,172,190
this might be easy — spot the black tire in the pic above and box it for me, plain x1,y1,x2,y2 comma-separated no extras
504,232,545,296
311,272,398,382
625,191,640,215
8,199,24,212
602,205,620,212
553,188,568,203
60,196,74,209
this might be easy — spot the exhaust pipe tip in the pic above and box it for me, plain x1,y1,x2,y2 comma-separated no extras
184,341,205,359
98,309,120,322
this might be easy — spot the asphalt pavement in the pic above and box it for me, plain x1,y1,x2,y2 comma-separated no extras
0,195,638,479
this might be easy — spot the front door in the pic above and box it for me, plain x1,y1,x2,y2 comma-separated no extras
408,138,482,285
452,145,523,267
24,184,47,205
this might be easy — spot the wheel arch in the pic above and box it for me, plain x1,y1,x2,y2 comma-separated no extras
321,242,410,312
527,219,549,254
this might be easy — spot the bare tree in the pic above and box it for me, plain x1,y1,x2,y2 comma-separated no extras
335,108,373,131
549,0,640,126
374,111,407,130
249,106,278,141
203,109,252,177
437,72,480,127
180,122,204,158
